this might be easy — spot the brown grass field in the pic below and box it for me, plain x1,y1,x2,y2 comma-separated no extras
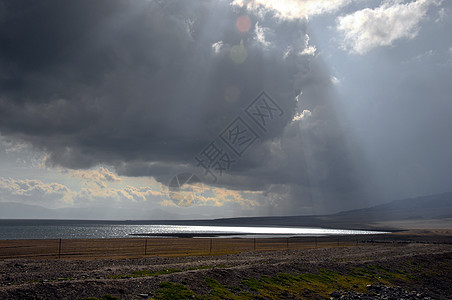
1,230,451,260
0,237,360,260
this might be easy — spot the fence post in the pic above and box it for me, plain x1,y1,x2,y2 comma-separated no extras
209,239,212,255
315,237,317,248
253,238,256,251
144,239,148,256
58,239,62,259
286,238,289,250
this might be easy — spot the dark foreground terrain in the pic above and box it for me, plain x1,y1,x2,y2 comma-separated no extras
1,239,451,299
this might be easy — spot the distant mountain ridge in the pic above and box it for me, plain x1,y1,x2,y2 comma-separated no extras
196,192,452,230
335,192,452,220
1,192,451,230
0,202,52,219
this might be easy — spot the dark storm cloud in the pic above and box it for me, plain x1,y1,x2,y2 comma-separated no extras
0,0,367,214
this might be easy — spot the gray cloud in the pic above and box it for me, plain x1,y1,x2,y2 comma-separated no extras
0,0,370,214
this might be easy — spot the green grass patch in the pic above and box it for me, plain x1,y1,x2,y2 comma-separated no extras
350,264,410,284
203,277,238,299
238,269,378,299
57,277,75,281
152,281,198,300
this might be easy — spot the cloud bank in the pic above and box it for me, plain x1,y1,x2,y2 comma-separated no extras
0,0,374,215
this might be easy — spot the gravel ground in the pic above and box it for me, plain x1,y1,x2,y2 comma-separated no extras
0,243,451,299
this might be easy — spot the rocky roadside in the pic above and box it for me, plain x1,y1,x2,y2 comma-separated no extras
330,284,436,300
0,244,451,299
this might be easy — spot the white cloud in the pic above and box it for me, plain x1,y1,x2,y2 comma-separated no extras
68,168,165,205
232,0,354,20
300,45,317,56
337,0,443,54
77,184,164,204
162,185,261,208
300,34,317,56
0,170,166,209
0,178,75,207
435,7,446,22
66,167,121,189
330,75,340,85
292,109,312,121
211,41,225,54
416,49,435,60
402,49,436,64
254,22,271,47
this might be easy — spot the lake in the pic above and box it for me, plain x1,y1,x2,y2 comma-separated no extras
0,219,387,240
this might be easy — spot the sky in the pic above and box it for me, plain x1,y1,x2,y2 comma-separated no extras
0,0,451,219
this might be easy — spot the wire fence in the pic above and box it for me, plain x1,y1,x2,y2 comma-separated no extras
0,237,357,259
0,235,450,260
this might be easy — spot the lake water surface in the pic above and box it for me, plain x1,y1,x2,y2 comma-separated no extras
0,220,387,240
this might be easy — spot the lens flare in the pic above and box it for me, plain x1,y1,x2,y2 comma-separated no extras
230,44,248,64
236,15,251,33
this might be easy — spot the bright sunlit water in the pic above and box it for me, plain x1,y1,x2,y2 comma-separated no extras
0,220,387,240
